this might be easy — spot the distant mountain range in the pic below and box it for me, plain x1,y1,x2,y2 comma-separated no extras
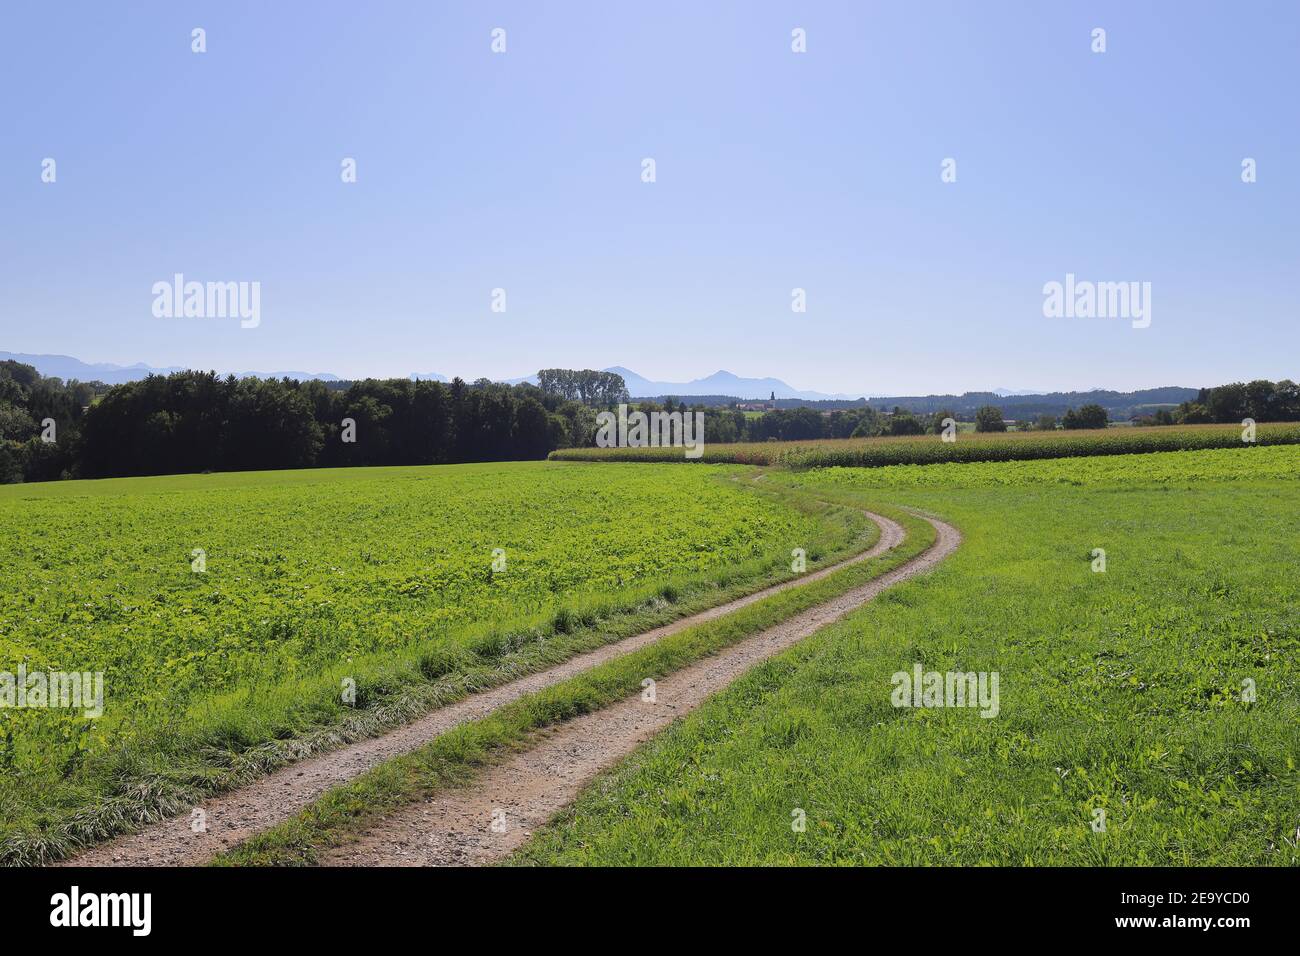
0,352,344,385
609,367,859,400
2,353,1198,417
2,353,1053,401
503,367,859,400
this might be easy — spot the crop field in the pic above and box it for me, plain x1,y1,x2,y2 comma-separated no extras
550,421,1300,468
0,461,867,861
517,445,1300,865
6,444,1297,868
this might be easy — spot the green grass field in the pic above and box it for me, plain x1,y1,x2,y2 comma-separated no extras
550,421,1300,468
6,443,1296,867
0,461,869,863
516,445,1300,865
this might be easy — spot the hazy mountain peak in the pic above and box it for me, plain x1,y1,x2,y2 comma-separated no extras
1,352,342,385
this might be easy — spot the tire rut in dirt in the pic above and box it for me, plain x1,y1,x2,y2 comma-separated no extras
315,515,959,867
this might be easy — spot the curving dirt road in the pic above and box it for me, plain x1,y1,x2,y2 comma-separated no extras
315,513,960,867
66,508,908,866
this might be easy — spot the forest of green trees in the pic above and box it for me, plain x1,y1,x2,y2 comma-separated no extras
0,359,1296,482
0,361,600,481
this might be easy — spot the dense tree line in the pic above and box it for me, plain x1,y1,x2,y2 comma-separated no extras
974,382,1300,432
689,403,952,442
74,373,596,478
1,362,602,481
3,362,1296,483
1174,379,1300,425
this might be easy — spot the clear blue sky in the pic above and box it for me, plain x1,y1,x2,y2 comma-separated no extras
2,1,1296,395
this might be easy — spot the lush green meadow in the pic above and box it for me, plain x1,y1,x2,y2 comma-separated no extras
517,445,1300,865
551,421,1300,468
0,461,866,862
